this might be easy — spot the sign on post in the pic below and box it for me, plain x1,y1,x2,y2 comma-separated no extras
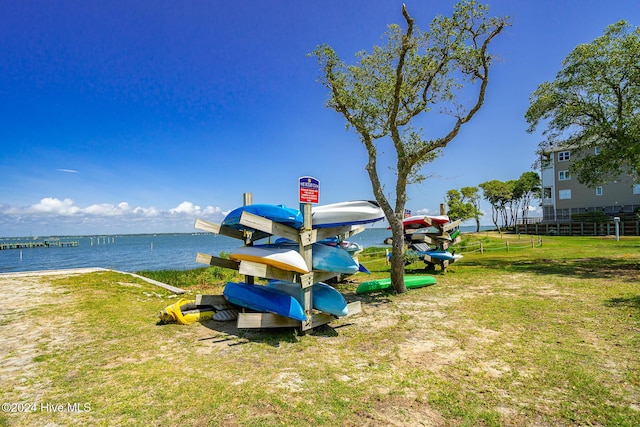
299,176,319,204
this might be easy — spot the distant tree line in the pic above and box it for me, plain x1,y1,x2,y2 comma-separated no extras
446,171,541,231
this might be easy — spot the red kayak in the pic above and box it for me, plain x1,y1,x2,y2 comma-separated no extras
402,215,450,229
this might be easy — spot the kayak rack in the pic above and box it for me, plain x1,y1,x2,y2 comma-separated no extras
195,194,362,332
404,217,462,271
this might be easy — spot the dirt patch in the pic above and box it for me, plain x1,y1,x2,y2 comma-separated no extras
0,275,76,402
2,265,638,426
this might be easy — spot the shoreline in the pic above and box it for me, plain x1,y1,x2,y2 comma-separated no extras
0,267,185,294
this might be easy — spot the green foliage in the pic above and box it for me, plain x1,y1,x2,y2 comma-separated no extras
446,186,483,230
571,211,610,223
403,250,423,266
3,238,640,425
136,266,240,289
479,179,513,229
525,20,640,186
310,1,509,293
479,172,541,229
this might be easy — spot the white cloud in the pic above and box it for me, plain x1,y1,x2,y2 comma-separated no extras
169,201,223,216
170,201,200,215
83,202,131,216
203,206,224,215
57,169,79,174
0,198,227,236
133,206,160,217
27,198,81,215
416,208,435,215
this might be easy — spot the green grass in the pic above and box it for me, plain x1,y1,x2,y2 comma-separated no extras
1,234,639,426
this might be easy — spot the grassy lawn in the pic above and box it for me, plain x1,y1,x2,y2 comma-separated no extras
1,234,639,426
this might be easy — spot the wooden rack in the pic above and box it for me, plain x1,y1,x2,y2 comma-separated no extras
404,218,462,271
195,194,362,331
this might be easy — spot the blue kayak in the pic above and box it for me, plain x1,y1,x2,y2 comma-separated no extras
258,242,359,274
267,280,348,317
422,250,462,261
223,282,306,321
388,247,462,262
222,204,303,230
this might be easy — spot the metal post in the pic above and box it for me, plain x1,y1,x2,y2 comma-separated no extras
614,217,620,241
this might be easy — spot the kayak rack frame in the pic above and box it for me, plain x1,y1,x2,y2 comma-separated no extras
403,217,463,271
195,193,362,332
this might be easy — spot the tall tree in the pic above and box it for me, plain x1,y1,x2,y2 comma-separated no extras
525,20,640,186
461,186,483,232
446,186,483,231
479,179,513,232
311,1,508,293
513,171,541,223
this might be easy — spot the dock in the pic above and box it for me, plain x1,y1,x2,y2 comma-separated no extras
0,239,80,250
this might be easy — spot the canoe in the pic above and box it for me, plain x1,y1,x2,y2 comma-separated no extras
276,236,363,254
222,204,303,230
421,250,462,261
229,246,309,273
317,236,363,254
310,243,359,274
264,242,359,274
356,275,437,294
223,282,307,321
402,215,450,229
312,200,385,228
267,280,348,317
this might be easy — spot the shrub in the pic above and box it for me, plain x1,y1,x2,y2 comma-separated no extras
571,211,609,223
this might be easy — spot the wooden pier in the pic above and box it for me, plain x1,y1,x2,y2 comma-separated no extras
0,240,79,250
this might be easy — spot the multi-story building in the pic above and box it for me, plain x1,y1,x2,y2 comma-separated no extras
540,147,640,222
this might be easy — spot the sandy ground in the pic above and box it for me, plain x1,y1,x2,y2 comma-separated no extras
1,270,89,405
3,267,637,426
0,268,449,426
0,269,183,406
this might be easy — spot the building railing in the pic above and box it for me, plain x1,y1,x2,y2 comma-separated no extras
516,220,640,236
516,217,543,225
543,204,640,223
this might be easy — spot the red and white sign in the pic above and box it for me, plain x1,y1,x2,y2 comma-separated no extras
299,176,319,204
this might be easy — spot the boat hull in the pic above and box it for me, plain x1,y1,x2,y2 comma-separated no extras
223,282,307,321
312,200,385,228
422,250,462,261
356,275,437,294
402,215,450,229
222,204,303,230
230,246,309,273
267,281,348,317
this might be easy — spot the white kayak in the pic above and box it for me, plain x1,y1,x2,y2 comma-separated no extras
229,246,309,274
312,200,385,228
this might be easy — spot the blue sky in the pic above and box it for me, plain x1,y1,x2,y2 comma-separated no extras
1,0,639,237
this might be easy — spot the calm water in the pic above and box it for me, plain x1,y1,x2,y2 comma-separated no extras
0,226,491,273
0,228,396,274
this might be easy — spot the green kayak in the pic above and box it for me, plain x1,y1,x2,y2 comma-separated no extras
356,275,437,294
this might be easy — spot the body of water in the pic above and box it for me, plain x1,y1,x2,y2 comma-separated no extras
0,228,391,273
0,226,492,274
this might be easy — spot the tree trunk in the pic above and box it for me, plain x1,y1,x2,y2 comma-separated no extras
361,137,408,294
389,219,407,294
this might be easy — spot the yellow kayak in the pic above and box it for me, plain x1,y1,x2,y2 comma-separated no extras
158,298,214,325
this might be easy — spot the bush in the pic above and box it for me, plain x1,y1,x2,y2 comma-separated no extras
571,211,609,223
